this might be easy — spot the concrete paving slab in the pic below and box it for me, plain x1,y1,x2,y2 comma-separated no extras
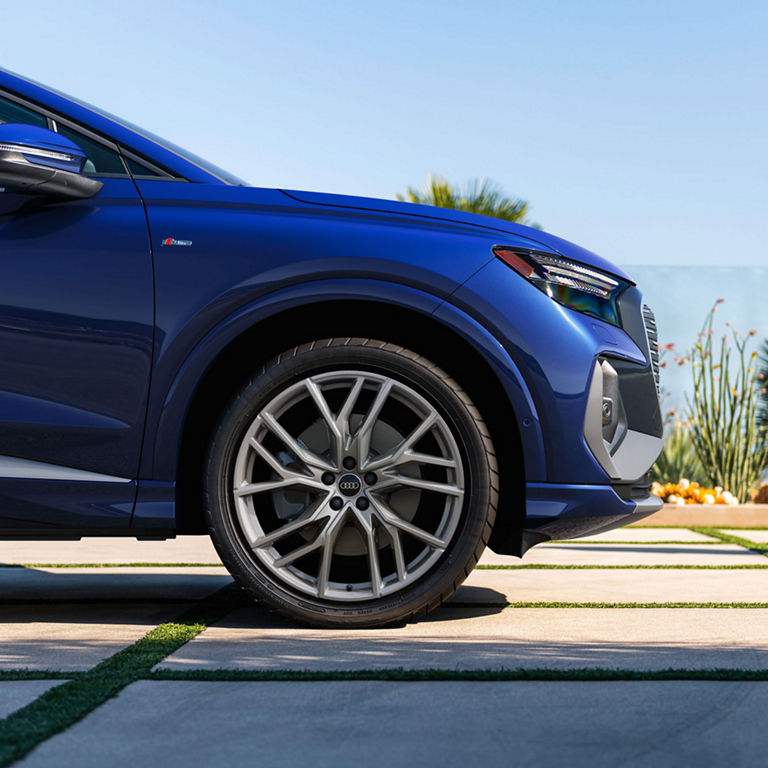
20,680,768,768
567,528,717,543
0,681,61,719
479,542,767,566
0,567,231,602
0,602,189,671
719,529,768,543
159,605,768,671
0,536,221,565
450,567,768,604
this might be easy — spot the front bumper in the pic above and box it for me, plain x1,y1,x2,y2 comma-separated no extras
519,482,663,552
455,257,665,556
495,289,664,556
516,293,664,552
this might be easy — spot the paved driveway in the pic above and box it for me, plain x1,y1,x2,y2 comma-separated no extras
1,524,766,766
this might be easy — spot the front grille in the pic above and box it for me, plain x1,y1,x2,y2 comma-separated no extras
642,304,660,394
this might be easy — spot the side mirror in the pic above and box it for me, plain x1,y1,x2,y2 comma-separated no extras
0,124,103,199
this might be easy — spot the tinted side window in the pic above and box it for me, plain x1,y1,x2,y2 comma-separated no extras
55,124,126,176
125,156,163,177
0,95,47,128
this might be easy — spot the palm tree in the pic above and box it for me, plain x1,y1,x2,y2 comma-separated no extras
396,174,540,228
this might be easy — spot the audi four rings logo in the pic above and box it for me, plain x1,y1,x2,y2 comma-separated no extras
338,474,362,496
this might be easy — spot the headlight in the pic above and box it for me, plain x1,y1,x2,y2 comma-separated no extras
492,246,629,327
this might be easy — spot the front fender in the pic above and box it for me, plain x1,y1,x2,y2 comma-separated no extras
142,278,546,482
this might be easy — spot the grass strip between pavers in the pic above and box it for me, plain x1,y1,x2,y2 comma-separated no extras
6,665,768,686
146,668,768,682
690,527,768,555
0,673,78,682
0,583,245,767
706,526,768,531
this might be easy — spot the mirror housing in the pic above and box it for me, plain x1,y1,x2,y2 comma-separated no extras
0,124,103,199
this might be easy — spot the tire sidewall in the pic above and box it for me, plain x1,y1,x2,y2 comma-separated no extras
204,341,493,627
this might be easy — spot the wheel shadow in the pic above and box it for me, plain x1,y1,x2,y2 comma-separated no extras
0,567,506,623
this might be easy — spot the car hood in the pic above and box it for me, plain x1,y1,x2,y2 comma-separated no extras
279,189,633,284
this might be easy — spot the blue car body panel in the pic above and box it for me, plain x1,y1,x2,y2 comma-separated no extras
281,189,634,283
133,180,546,477
0,67,663,548
452,258,646,484
0,177,153,528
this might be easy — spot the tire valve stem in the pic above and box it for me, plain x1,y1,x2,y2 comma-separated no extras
346,584,353,591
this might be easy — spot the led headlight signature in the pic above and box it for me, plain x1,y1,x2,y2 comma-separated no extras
493,246,629,327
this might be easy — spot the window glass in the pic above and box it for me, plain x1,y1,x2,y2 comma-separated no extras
125,156,163,177
0,95,47,127
55,124,126,175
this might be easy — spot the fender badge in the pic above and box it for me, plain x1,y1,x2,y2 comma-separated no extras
162,237,192,247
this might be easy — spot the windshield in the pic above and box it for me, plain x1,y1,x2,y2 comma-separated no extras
4,70,247,185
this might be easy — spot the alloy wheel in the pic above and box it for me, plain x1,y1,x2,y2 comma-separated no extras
231,370,465,601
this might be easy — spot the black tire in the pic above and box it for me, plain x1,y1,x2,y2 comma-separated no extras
203,338,498,628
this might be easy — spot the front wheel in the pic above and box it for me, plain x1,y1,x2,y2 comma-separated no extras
204,339,497,628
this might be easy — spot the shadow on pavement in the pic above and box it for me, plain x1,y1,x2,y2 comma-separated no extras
0,567,232,605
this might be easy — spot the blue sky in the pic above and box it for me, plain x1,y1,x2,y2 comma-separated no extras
3,0,766,266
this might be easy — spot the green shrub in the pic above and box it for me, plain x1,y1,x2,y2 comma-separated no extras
686,302,768,502
651,420,705,485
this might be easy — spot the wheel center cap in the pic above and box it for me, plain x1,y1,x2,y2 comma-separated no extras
338,473,362,497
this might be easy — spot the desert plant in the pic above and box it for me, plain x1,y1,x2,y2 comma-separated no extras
397,175,540,227
685,301,768,502
651,342,705,484
651,420,705,485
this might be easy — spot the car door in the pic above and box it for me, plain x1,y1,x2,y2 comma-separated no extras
0,93,153,530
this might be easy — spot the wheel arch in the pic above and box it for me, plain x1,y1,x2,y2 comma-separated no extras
158,288,538,554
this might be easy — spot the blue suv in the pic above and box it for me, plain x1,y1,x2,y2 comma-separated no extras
0,69,662,627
